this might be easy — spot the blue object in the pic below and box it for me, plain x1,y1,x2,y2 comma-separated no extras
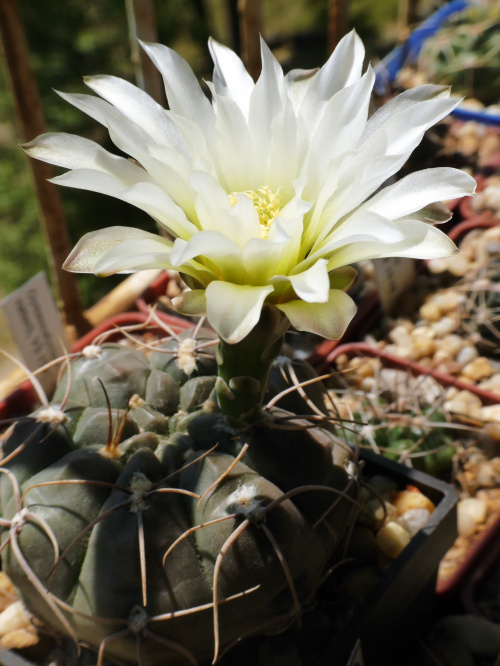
451,106,500,126
374,0,500,126
374,0,470,95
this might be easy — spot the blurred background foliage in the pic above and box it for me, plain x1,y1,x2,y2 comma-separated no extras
0,0,433,308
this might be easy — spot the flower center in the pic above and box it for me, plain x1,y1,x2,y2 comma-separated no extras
229,186,282,239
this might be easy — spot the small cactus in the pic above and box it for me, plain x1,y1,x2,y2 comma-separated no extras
0,321,358,665
458,262,500,355
328,355,465,479
418,3,500,105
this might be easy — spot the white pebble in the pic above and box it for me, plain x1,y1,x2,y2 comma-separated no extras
397,508,431,536
389,324,413,347
431,316,459,337
458,498,488,537
441,334,465,357
476,462,498,487
461,357,493,382
376,521,411,559
456,345,479,366
444,390,483,417
480,404,500,423
364,499,398,527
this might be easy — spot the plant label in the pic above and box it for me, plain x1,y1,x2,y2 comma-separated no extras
1,272,69,393
373,257,417,313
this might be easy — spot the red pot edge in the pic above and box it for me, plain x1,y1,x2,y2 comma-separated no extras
324,341,500,407
448,215,500,243
438,512,500,600
0,311,195,422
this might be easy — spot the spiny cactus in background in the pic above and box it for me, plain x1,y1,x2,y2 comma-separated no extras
0,320,361,665
418,3,500,105
457,259,500,355
327,356,468,479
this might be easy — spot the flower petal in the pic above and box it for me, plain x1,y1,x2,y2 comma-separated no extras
84,75,190,156
277,289,357,340
220,194,261,247
190,170,231,232
22,133,149,184
273,259,330,303
326,219,457,270
298,30,365,133
120,182,197,239
403,202,452,224
329,266,358,291
172,289,207,316
361,168,476,220
249,39,285,168
242,237,288,283
140,41,215,139
63,227,171,273
208,38,254,117
170,230,241,267
212,93,257,191
92,241,173,275
205,282,274,343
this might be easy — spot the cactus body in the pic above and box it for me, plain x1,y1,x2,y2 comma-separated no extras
0,330,355,664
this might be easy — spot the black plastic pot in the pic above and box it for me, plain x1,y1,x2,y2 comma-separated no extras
324,450,459,666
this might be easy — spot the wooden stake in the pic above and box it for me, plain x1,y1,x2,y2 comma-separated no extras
398,0,419,42
238,0,262,81
124,0,165,105
0,0,90,336
328,0,349,53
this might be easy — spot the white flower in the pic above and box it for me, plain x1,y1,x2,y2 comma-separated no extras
24,32,475,343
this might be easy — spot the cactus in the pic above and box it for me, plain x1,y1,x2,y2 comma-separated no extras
418,3,500,105
0,321,358,665
329,356,461,479
457,261,500,355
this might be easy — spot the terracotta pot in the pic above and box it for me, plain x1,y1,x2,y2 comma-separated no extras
460,514,500,619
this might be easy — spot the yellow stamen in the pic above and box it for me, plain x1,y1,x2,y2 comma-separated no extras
229,186,282,240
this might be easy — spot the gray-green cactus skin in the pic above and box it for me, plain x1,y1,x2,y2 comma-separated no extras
0,330,355,665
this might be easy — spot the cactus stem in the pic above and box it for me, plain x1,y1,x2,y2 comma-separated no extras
216,306,289,423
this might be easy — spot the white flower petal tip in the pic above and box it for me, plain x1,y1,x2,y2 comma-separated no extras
63,227,171,275
277,290,357,340
205,282,274,344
